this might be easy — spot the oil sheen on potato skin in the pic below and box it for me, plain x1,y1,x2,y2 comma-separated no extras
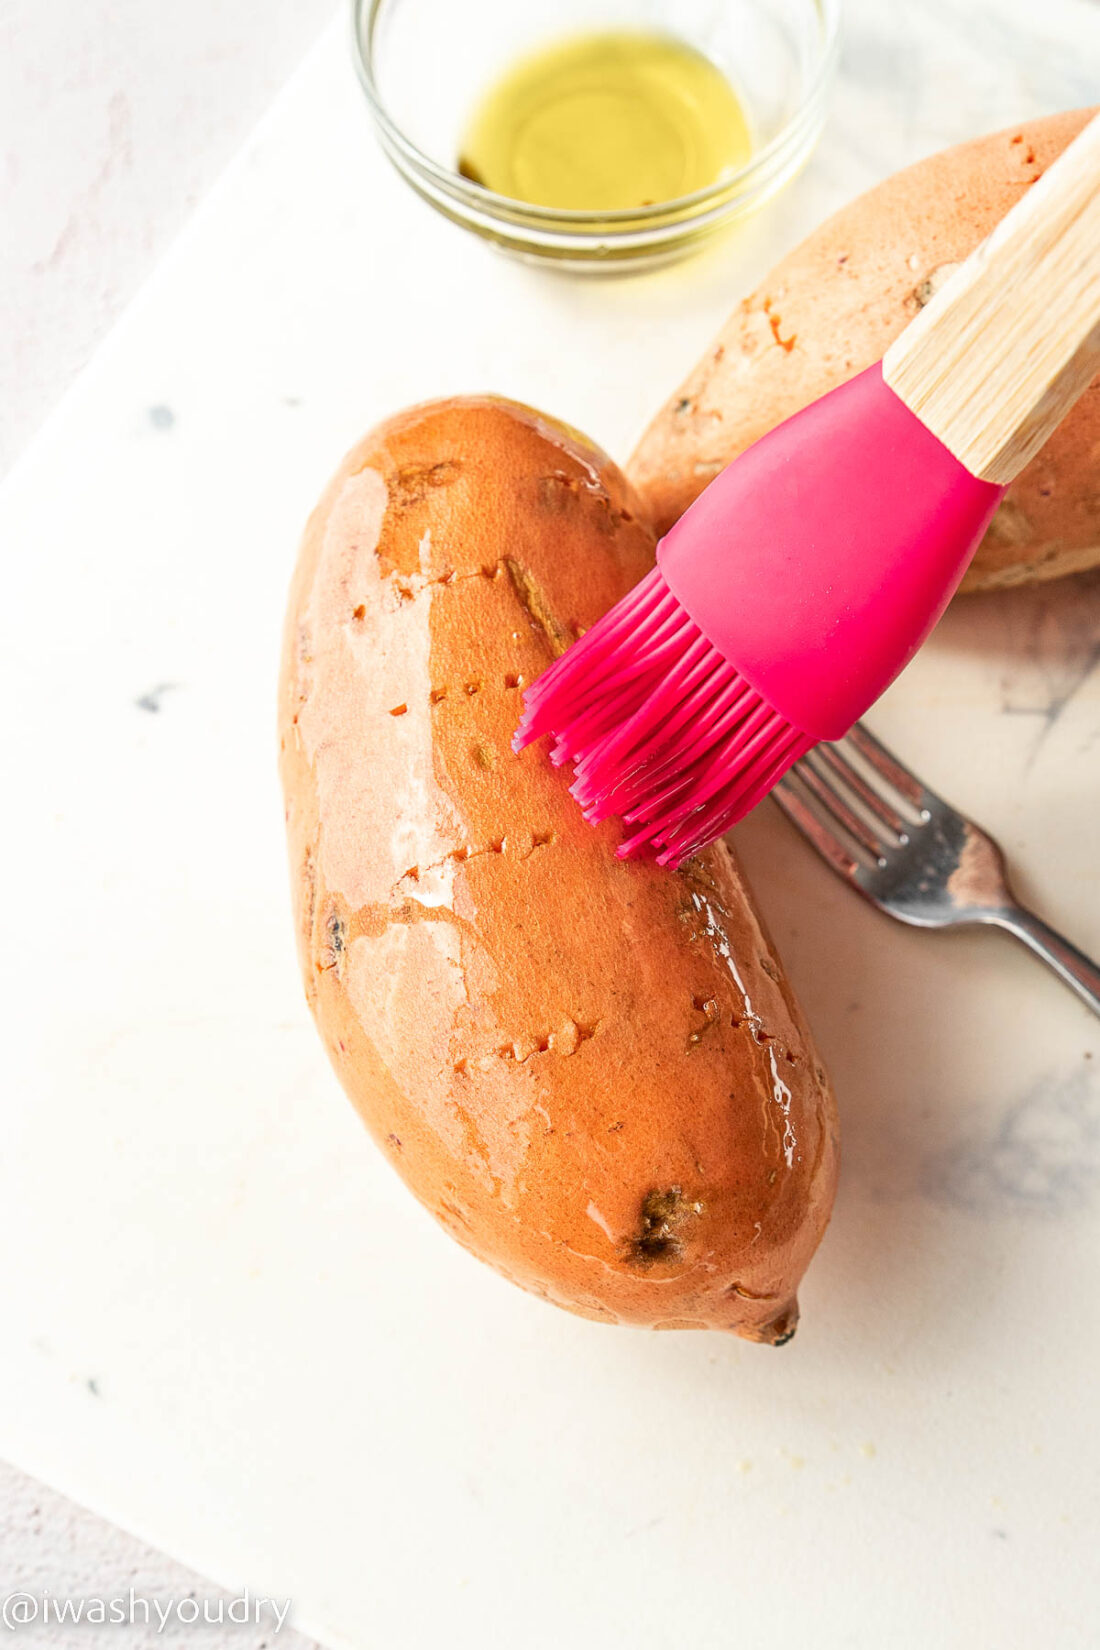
457,30,752,212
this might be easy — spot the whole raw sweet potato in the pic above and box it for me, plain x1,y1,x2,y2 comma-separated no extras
279,397,838,1340
629,109,1100,592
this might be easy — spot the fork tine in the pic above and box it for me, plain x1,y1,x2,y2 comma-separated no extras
811,740,909,837
792,758,886,858
773,773,862,879
846,723,931,811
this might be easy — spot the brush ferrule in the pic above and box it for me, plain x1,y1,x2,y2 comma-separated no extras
656,364,1003,741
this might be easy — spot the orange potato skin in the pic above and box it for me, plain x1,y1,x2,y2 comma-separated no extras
629,109,1100,592
278,397,838,1340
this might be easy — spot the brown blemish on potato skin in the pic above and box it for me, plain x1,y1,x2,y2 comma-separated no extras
687,994,721,1051
537,470,633,535
279,396,837,1338
910,260,961,311
318,910,346,978
727,1280,780,1302
537,471,587,511
626,1187,704,1268
386,459,462,510
504,557,573,658
762,296,797,352
491,1018,598,1064
743,1301,800,1346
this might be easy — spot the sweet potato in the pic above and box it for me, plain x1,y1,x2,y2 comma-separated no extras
629,109,1100,592
279,397,838,1339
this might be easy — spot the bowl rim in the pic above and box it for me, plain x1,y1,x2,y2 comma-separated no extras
351,0,841,229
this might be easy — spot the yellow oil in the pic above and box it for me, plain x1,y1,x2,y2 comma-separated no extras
457,30,752,213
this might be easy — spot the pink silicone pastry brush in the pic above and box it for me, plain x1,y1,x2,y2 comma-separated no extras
516,113,1100,866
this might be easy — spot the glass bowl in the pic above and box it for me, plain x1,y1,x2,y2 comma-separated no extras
352,0,840,270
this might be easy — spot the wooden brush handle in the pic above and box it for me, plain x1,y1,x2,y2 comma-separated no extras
883,112,1100,485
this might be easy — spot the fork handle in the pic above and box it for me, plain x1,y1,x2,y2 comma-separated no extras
989,906,1100,1019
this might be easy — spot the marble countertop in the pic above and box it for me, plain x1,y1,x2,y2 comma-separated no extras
0,2,1098,1646
0,4,329,1644
0,0,334,476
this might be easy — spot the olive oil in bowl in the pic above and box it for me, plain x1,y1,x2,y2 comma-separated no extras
458,30,752,213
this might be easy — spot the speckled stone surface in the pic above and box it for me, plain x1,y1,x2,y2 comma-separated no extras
0,0,334,475
0,2,334,1630
0,1463,320,1647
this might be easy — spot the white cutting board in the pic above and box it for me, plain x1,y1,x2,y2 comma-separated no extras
2,4,1099,1647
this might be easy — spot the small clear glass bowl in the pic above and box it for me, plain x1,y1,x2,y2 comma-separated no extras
353,0,839,271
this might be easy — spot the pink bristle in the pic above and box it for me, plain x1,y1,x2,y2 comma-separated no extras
579,666,755,819
633,682,759,802
568,615,715,766
514,565,816,868
569,638,720,813
577,650,770,829
651,700,779,823
549,612,700,765
515,568,672,746
648,726,813,865
622,706,801,844
619,722,813,866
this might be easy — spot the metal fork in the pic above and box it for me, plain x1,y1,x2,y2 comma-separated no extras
773,723,1100,1018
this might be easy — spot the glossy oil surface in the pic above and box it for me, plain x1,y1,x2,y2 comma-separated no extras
457,30,752,212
